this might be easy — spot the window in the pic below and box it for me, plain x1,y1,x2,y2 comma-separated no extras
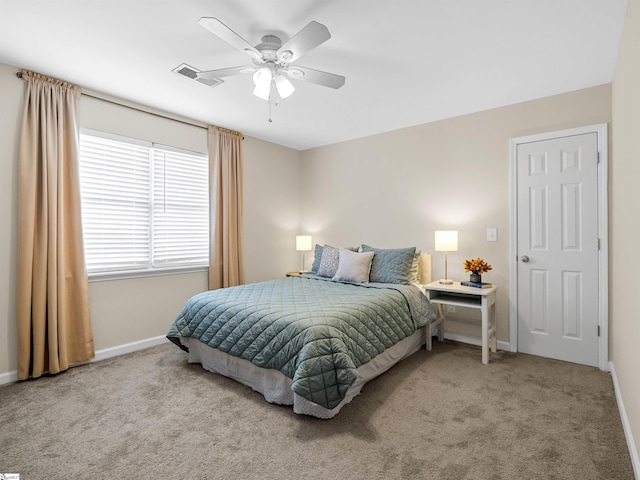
78,130,209,278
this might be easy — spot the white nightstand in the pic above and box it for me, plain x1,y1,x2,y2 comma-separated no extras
423,281,498,364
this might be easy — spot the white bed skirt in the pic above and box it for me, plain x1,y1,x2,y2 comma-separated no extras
181,327,426,419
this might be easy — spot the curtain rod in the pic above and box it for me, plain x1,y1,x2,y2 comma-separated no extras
16,70,244,138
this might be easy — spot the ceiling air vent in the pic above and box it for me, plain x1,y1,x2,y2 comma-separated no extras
172,63,223,88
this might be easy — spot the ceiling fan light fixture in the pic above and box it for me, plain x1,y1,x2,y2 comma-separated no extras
275,74,295,99
195,18,343,102
253,83,271,101
253,66,273,87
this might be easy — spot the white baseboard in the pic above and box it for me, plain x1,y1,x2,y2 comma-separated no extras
443,332,510,352
93,335,169,362
610,362,640,480
0,369,19,386
0,335,169,387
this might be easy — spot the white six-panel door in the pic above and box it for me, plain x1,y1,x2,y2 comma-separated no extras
515,132,600,367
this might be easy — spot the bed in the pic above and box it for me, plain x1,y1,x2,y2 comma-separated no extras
167,245,437,418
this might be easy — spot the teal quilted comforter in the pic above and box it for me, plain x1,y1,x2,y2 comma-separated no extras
167,275,435,410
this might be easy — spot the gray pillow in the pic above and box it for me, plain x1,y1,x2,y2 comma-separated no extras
361,244,417,284
332,248,375,283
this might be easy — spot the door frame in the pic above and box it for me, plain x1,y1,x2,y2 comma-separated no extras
508,123,609,371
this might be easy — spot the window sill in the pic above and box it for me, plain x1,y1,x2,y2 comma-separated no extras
88,266,208,282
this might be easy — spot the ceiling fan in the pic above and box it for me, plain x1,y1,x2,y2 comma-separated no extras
181,17,345,101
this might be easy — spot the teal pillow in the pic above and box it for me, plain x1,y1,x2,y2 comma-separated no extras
361,245,417,284
311,244,324,274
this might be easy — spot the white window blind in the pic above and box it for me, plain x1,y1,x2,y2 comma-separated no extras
78,130,209,276
151,147,209,267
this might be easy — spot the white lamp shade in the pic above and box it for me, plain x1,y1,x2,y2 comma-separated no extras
275,75,295,98
296,235,313,251
434,230,458,252
253,66,273,100
253,66,273,87
253,84,271,101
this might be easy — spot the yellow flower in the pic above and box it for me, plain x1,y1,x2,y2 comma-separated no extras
463,258,492,274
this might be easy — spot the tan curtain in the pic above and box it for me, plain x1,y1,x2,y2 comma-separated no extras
208,125,245,289
16,70,94,380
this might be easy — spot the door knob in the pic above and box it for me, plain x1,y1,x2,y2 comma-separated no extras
520,255,530,263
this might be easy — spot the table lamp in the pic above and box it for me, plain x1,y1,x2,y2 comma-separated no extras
296,235,313,272
434,230,458,284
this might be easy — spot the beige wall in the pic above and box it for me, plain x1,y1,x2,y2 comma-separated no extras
0,62,21,379
301,85,611,344
78,92,212,352
612,0,640,468
0,61,301,376
243,136,303,282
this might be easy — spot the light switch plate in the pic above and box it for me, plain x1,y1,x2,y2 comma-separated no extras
487,227,497,242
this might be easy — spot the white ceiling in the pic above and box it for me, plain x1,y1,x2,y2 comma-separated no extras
0,0,628,150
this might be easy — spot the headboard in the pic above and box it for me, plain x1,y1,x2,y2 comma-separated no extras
419,253,432,285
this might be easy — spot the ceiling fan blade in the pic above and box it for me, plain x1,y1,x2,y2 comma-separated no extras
199,17,262,61
196,66,255,80
284,66,345,89
277,21,331,63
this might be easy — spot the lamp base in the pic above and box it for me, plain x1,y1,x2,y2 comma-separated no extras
439,279,454,285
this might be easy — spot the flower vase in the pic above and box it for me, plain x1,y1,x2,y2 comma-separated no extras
470,272,481,284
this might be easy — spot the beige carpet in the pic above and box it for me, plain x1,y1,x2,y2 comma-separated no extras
0,340,634,480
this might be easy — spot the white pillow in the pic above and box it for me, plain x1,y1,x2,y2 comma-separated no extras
332,248,375,283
